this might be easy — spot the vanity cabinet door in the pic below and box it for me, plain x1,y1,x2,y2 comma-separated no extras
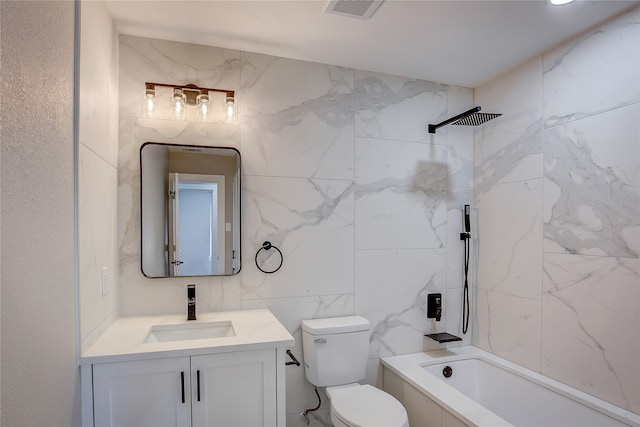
92,357,192,427
191,349,277,427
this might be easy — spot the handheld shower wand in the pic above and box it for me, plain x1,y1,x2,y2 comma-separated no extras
465,205,470,233
460,205,471,335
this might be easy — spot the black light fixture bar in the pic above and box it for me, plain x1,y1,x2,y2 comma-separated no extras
145,82,234,105
145,82,234,96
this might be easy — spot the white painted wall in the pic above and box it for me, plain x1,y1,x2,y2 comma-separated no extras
0,1,81,425
1,0,3,417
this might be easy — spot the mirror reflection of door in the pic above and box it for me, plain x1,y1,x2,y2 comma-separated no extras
168,173,225,276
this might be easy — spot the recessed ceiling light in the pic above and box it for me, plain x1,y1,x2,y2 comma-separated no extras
550,0,575,6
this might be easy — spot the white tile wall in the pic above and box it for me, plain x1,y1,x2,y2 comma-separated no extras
543,104,639,258
78,0,119,352
354,70,448,143
355,249,447,358
475,5,640,415
543,9,640,128
474,289,542,372
116,35,474,422
476,178,543,301
81,3,640,423
474,56,543,193
542,254,640,414
241,176,354,300
78,145,118,348
241,53,355,180
355,138,448,250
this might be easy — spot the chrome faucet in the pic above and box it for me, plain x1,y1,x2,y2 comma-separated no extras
187,284,196,321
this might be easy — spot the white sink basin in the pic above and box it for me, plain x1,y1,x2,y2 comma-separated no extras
144,320,235,343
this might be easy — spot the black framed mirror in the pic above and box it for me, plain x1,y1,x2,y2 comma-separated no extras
140,142,241,277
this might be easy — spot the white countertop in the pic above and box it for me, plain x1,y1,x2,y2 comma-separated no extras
82,309,295,364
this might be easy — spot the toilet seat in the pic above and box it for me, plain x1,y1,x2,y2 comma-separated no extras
327,384,408,427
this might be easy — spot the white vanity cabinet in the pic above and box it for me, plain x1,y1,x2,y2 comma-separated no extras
92,357,191,427
91,349,276,427
81,310,294,427
191,349,277,426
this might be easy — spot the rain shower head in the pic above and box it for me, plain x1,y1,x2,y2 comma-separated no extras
428,106,501,134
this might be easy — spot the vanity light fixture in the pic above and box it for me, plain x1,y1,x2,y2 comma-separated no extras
142,82,236,123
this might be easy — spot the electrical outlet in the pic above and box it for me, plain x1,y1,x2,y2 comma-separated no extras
101,267,109,296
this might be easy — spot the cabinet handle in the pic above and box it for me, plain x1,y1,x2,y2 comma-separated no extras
180,371,185,404
197,370,201,402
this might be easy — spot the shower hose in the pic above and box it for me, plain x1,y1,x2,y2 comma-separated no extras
462,228,470,335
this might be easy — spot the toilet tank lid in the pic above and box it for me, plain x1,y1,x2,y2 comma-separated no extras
301,316,370,335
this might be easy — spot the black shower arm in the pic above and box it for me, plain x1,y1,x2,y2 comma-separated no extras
428,106,482,134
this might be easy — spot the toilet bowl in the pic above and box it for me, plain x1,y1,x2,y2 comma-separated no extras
301,316,409,427
326,384,409,427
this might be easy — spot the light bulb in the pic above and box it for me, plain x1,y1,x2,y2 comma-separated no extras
170,89,186,121
146,97,155,112
225,92,235,122
141,85,158,118
197,91,211,123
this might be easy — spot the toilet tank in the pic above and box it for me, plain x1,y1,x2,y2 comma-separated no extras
301,316,370,387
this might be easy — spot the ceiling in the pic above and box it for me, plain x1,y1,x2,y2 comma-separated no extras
105,0,638,88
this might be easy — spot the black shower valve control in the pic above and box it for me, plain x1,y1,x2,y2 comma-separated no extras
427,293,442,322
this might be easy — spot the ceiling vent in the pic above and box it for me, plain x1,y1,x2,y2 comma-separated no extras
325,0,384,19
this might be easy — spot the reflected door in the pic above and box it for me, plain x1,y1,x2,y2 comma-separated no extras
169,173,225,276
179,188,214,276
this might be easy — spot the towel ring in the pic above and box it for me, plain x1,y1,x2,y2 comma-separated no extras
255,241,283,274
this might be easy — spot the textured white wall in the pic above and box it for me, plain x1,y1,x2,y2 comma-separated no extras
1,1,81,426
1,0,3,417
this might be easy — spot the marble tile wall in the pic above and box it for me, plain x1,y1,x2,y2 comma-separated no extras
117,36,474,424
78,0,119,352
474,6,640,415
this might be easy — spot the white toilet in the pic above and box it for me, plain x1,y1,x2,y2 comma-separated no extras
301,316,409,427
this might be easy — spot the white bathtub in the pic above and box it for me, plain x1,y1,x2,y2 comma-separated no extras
382,346,640,427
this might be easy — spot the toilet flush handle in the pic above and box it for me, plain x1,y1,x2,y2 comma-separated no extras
285,350,301,366
314,338,327,344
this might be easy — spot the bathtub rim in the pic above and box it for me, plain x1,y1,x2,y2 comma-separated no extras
381,345,640,427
